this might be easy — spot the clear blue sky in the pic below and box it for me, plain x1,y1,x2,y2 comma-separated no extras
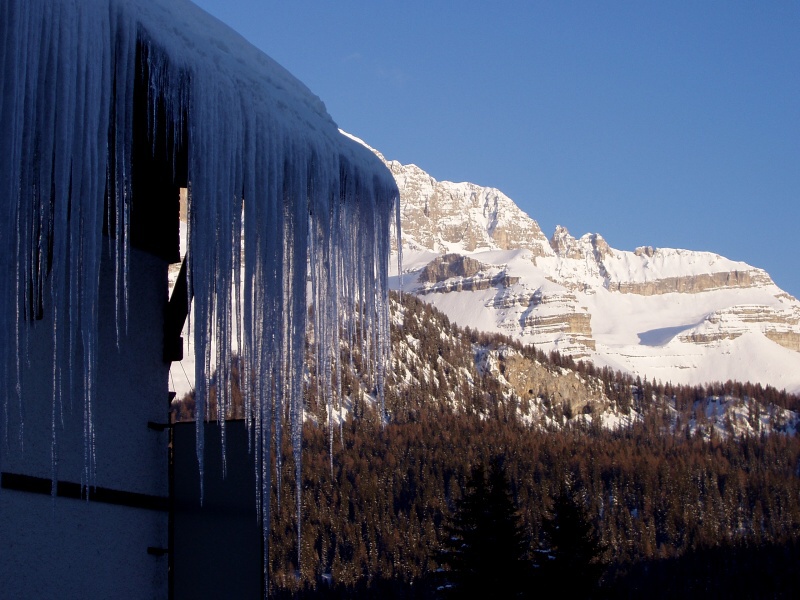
192,0,799,298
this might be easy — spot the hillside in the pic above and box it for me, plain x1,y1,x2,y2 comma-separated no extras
174,291,800,437
173,292,800,596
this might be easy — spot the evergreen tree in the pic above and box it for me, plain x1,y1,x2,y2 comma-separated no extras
539,489,605,597
439,458,531,598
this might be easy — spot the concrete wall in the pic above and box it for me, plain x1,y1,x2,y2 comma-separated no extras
1,244,171,599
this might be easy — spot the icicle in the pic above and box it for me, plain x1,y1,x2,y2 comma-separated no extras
2,0,399,593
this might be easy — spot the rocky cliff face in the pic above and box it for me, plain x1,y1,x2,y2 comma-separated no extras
375,147,800,394
385,159,553,257
416,254,519,294
475,346,607,417
677,305,800,351
607,271,771,296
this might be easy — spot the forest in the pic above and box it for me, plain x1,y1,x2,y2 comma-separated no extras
174,293,800,597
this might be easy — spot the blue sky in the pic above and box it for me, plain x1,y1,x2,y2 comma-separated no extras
192,0,799,298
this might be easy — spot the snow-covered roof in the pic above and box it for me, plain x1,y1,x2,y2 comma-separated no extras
130,0,383,170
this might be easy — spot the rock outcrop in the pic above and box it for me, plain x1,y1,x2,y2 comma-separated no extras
417,254,519,294
607,269,772,296
385,160,553,257
479,347,606,416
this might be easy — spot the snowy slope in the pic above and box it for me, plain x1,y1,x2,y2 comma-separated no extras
373,147,800,394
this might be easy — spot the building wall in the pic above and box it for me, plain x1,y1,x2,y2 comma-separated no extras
173,420,262,598
1,243,171,599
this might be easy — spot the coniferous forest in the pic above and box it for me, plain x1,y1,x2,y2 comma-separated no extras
174,292,800,598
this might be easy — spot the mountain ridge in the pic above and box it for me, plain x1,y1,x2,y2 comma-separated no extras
353,133,800,393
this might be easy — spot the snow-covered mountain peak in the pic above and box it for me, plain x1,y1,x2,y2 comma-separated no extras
549,226,614,263
372,152,798,393
338,132,800,392
550,225,581,259
380,156,553,257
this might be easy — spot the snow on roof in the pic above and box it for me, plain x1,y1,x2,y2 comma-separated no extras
130,0,382,169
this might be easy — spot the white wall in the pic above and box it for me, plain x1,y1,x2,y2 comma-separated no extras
1,244,171,599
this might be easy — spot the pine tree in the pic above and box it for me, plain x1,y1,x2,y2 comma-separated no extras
439,458,531,598
539,489,605,596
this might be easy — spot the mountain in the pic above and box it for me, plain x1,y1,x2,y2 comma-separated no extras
347,135,800,394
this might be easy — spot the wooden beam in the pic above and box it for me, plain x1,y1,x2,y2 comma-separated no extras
164,255,189,363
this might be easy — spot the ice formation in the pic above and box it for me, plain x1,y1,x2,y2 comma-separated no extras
1,0,398,588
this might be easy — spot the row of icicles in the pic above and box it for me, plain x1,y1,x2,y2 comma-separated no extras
1,0,400,593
